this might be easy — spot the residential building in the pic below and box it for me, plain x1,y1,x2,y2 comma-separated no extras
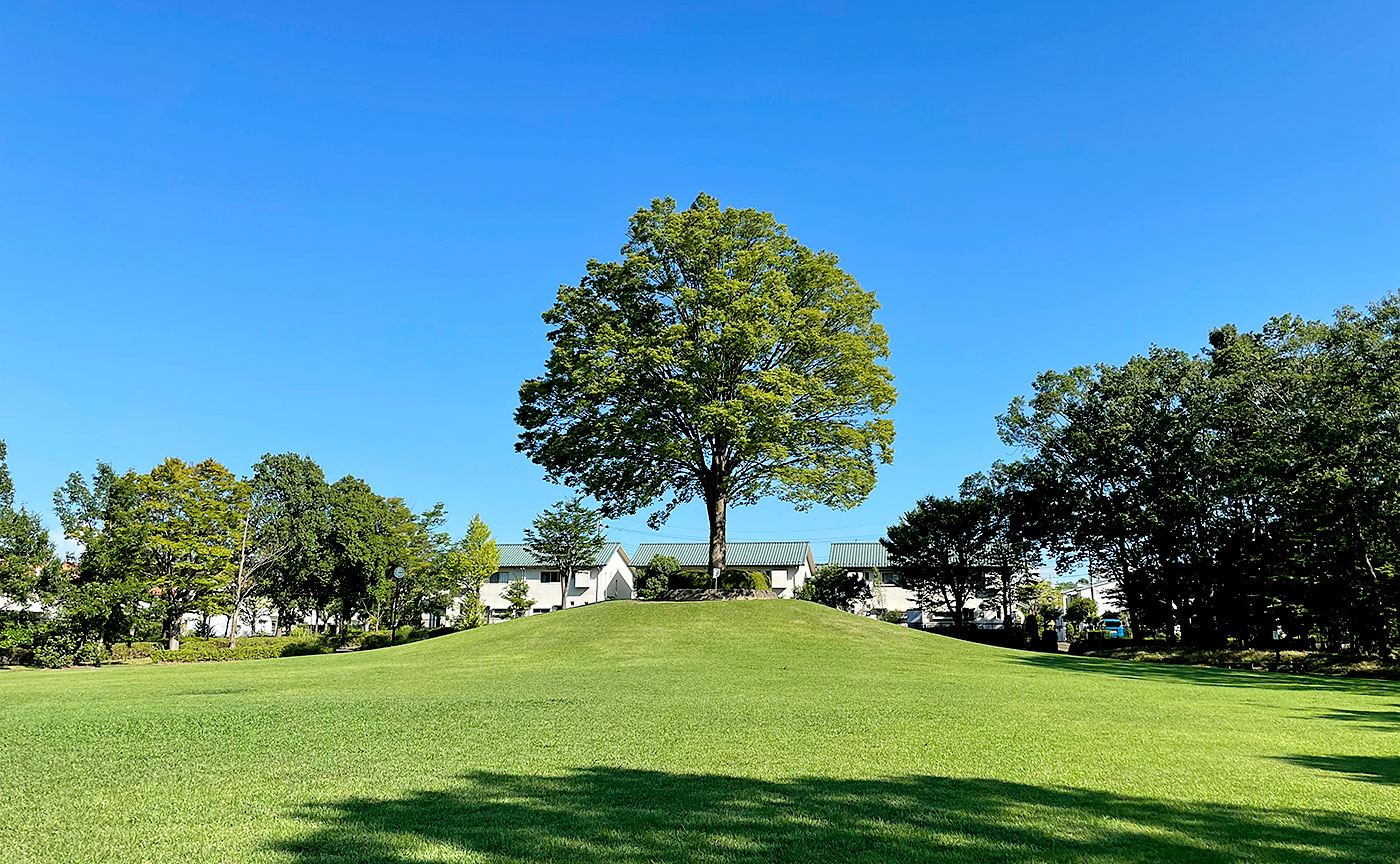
481,542,633,620
630,542,816,598
826,541,915,620
827,541,1040,628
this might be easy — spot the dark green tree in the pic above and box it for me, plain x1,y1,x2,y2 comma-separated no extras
883,496,994,629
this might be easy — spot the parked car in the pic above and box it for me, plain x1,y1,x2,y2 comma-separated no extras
1099,618,1126,638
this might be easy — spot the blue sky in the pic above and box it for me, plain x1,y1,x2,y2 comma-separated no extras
2,1,1397,557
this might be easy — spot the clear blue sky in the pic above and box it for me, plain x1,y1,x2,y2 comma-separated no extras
2,2,1397,557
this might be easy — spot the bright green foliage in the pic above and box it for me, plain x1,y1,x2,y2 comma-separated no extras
516,194,896,571
502,576,534,618
798,564,870,612
636,554,680,599
2,602,1397,863
521,498,606,612
1018,580,1063,633
716,568,771,591
135,458,246,649
450,514,498,628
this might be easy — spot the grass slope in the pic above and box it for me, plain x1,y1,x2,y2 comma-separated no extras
1,601,1397,863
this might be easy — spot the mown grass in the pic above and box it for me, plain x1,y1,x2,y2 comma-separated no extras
1,600,1397,863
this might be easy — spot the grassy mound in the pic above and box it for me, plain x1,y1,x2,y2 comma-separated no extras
2,600,1397,863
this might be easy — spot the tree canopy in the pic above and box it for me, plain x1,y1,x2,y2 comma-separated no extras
517,194,896,571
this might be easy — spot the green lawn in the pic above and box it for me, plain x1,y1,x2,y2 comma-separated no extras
2,601,1397,863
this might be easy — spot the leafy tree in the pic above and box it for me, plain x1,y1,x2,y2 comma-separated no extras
136,458,245,649
237,453,333,644
52,463,149,648
522,498,606,612
327,476,393,634
516,194,897,572
451,514,498,628
801,564,872,613
635,554,679,600
502,576,534,618
1017,580,1062,635
1064,596,1098,631
883,496,993,629
0,440,59,611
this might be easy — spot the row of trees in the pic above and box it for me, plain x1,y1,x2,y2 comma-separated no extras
1,448,504,657
886,294,1400,655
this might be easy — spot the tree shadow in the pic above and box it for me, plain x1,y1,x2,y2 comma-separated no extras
274,767,1399,863
1307,706,1400,731
1011,651,1400,696
1278,755,1400,786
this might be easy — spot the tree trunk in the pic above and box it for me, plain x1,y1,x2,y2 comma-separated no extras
705,491,727,576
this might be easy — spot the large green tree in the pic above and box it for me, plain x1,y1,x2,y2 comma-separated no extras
136,458,246,649
517,194,896,571
229,453,333,646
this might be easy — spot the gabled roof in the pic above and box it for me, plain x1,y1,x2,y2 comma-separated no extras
631,542,812,569
827,542,892,569
497,543,626,569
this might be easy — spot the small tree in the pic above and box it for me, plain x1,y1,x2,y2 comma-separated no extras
1018,580,1063,634
636,554,680,600
452,514,498,628
522,498,607,613
801,564,872,613
503,576,534,618
1064,595,1099,634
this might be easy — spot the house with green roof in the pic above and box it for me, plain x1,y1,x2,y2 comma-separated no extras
826,542,916,621
827,542,1042,627
480,542,634,620
631,542,817,598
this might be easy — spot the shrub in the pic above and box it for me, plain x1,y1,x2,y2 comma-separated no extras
192,619,216,638
718,569,770,590
109,642,159,661
667,568,711,590
636,555,681,599
882,610,905,624
31,643,77,669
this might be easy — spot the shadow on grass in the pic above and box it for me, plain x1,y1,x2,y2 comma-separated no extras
274,768,1398,863
1279,754,1400,786
1309,706,1400,731
1010,651,1400,696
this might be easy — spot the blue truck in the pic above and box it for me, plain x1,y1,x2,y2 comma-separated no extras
1099,618,1127,638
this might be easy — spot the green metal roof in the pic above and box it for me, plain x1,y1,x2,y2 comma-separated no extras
497,543,625,569
631,542,811,569
827,542,891,569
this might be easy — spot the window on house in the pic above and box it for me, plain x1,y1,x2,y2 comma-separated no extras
490,572,505,583
540,571,560,583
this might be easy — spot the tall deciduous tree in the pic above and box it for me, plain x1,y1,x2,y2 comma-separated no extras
522,498,606,613
517,194,896,572
136,458,245,650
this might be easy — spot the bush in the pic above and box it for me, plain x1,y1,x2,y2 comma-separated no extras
636,556,681,599
882,610,905,624
150,634,333,663
109,641,158,661
31,643,77,668
667,568,711,590
718,569,770,590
